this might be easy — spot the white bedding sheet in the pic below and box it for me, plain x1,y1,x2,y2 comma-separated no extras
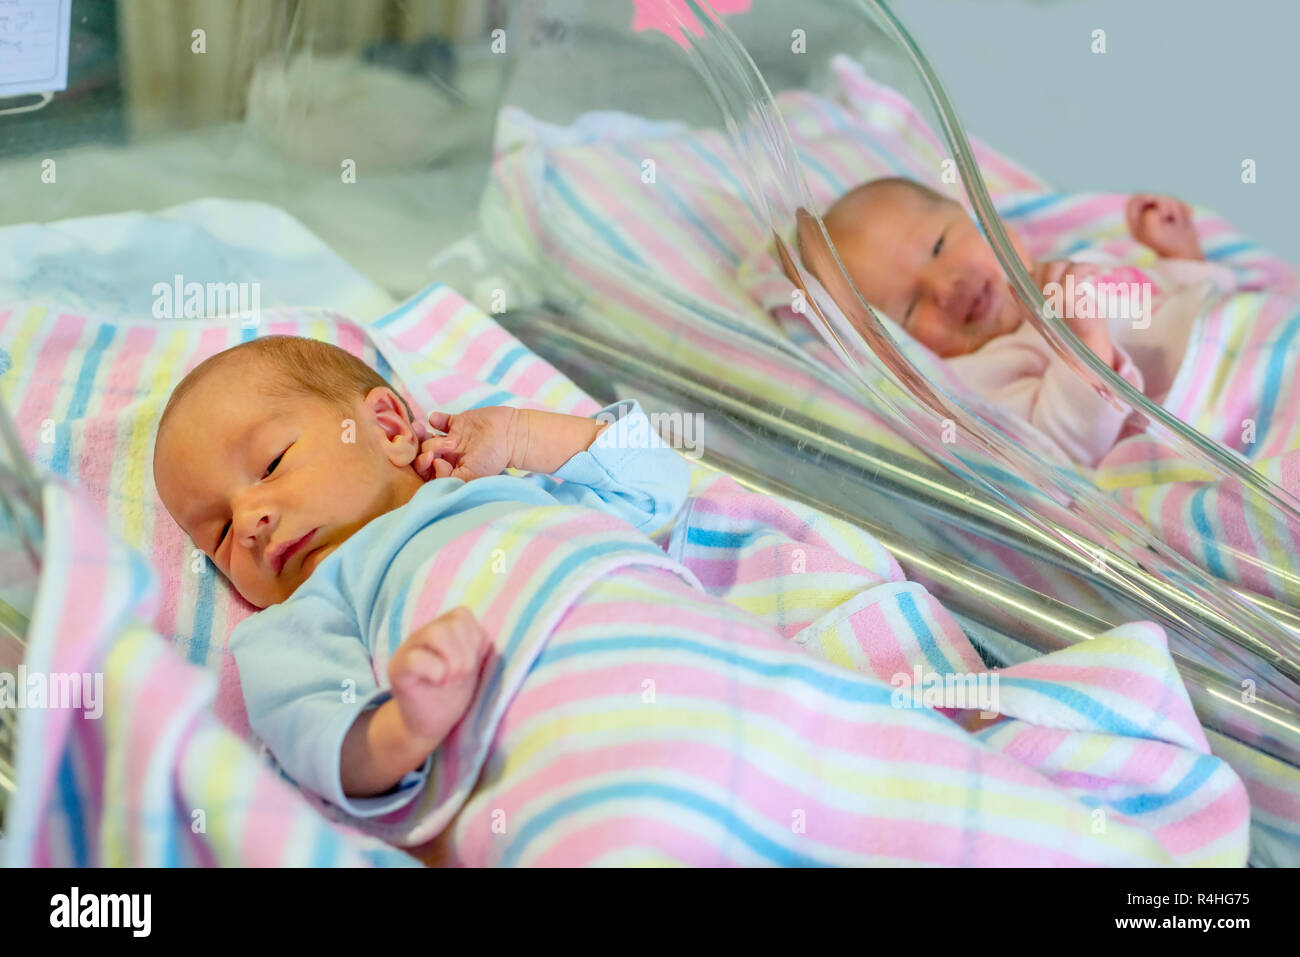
0,198,399,321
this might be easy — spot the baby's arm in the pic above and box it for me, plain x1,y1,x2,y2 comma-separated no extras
512,409,610,474
987,333,1142,467
413,406,606,483
340,607,490,798
415,400,690,535
231,592,487,815
524,400,691,534
1035,260,1117,366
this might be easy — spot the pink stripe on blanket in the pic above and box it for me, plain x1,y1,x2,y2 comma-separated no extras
527,815,727,866
996,725,1070,767
70,701,106,838
123,644,210,859
620,141,756,256
553,155,727,307
1117,739,1180,783
30,506,113,865
1154,787,1251,856
459,737,1101,866
1017,195,1122,239
389,293,467,355
16,311,84,457
77,324,154,511
497,654,1041,794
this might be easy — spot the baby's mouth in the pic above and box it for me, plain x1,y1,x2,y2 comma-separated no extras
274,528,316,576
966,279,992,325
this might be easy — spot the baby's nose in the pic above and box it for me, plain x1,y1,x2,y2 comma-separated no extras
235,504,276,549
933,274,968,316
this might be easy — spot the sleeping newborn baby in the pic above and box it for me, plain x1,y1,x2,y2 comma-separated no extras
152,335,696,820
148,335,1232,865
809,178,1235,465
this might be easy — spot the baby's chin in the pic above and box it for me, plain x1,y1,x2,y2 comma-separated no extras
231,576,283,611
956,307,1022,354
994,307,1026,338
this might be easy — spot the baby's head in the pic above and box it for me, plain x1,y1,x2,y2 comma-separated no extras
813,177,1033,357
153,336,426,610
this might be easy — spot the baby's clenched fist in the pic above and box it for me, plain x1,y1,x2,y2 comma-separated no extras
387,606,492,740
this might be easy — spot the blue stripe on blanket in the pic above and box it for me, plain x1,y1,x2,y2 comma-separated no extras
374,283,446,329
162,793,181,867
796,151,848,200
1189,487,1226,579
468,390,516,409
997,676,1148,738
471,539,685,738
485,345,531,385
547,165,645,267
612,142,738,267
502,780,826,867
684,138,749,206
1254,819,1300,844
1107,754,1222,815
59,753,89,866
1206,241,1257,261
53,323,115,479
951,454,1039,499
310,820,344,866
1253,311,1300,452
538,634,913,711
897,589,958,674
997,193,1062,220
684,526,761,550
188,561,218,668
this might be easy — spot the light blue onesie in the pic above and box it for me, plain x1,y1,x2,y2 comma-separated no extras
229,400,698,818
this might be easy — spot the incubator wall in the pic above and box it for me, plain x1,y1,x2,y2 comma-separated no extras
461,0,1300,715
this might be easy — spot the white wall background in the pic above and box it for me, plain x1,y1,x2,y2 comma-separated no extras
894,0,1298,260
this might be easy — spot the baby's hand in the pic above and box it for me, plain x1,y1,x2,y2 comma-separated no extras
1037,260,1117,367
412,406,527,482
1064,310,1116,368
1125,193,1203,261
387,607,491,740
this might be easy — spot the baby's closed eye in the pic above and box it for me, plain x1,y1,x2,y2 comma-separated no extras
904,230,947,322
214,447,291,547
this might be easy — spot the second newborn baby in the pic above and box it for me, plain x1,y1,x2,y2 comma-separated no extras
810,178,1234,465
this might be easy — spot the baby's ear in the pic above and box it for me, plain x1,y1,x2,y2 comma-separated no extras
363,387,419,444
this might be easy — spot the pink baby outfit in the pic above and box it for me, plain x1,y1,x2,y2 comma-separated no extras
947,258,1238,466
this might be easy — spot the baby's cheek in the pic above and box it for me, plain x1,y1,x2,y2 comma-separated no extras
223,554,259,606
914,319,951,354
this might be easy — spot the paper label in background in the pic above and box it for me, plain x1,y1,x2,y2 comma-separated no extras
0,0,71,97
